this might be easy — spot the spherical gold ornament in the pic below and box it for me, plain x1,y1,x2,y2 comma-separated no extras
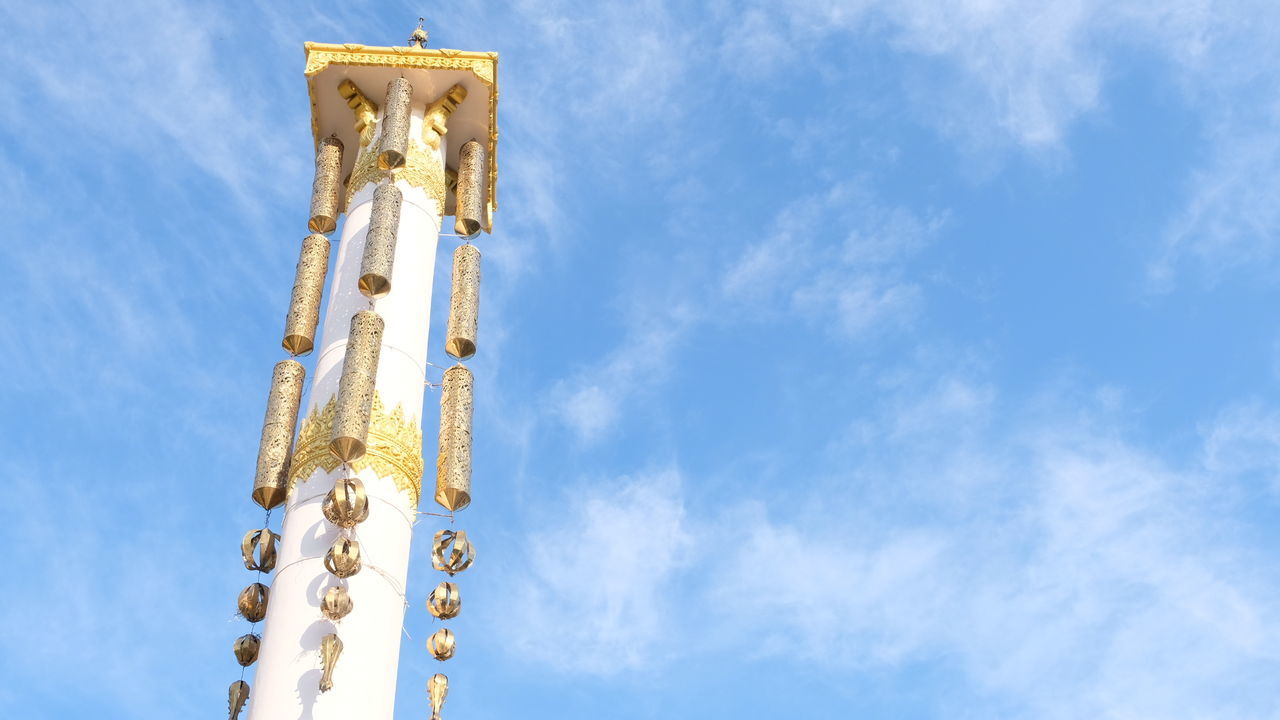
237,583,269,623
427,581,461,620
431,529,475,576
427,627,456,660
241,528,279,573
322,478,369,528
324,537,362,579
321,585,354,622
233,633,260,666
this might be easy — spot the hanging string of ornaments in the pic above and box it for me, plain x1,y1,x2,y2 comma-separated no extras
224,19,491,718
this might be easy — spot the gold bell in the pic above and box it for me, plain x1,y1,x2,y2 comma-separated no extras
427,627,455,661
319,632,344,693
431,529,475,576
241,528,280,573
233,633,260,666
321,585,354,622
228,680,250,720
427,581,461,619
324,537,362,579
322,477,370,528
237,582,269,623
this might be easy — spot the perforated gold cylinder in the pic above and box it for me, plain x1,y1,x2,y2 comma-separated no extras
359,184,401,299
454,139,485,238
378,77,412,170
445,244,480,360
282,234,330,356
252,360,305,510
309,136,344,234
435,364,473,511
330,310,384,461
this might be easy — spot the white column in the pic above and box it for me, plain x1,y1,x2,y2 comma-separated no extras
250,108,442,720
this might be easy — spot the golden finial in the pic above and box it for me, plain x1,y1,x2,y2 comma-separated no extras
409,17,429,47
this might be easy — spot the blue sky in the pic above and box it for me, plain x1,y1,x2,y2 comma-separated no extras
4,0,1280,718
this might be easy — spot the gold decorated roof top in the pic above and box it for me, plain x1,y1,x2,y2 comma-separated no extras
304,42,499,228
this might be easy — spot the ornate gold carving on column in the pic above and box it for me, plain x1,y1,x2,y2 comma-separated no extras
435,364,474,511
282,234,330,356
252,360,306,511
289,393,425,504
454,140,485,238
445,244,481,360
330,310,384,462
337,79,380,148
422,84,468,151
359,184,402,298
309,136,344,234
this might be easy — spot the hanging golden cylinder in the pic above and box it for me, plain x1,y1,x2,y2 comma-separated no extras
252,359,306,510
330,310,384,462
233,633,260,666
445,244,481,360
322,477,370,528
324,537,362,579
228,680,250,720
241,528,280,573
319,633,344,693
428,673,448,720
359,184,401,298
454,139,486,238
309,135,344,234
282,234,330,356
428,628,456,661
427,581,461,619
435,364,473,511
321,585,353,621
237,583,269,623
378,77,412,170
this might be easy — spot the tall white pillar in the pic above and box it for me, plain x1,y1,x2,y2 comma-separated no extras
249,107,444,720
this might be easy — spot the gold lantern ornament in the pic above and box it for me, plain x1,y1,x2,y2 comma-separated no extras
319,632,344,693
237,582,270,623
324,537,362,579
330,310,384,462
228,680,250,720
378,77,412,170
431,529,475,576
309,135,344,234
444,243,481,361
435,364,473,511
428,627,456,661
322,477,370,528
321,585,354,622
241,528,280,573
358,183,402,299
428,673,449,720
233,633,260,667
427,581,461,620
282,233,330,356
454,139,486,238
252,359,306,510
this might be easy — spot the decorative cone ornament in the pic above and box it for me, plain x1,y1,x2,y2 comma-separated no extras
319,633,344,692
428,673,449,720
321,585,354,622
228,680,250,720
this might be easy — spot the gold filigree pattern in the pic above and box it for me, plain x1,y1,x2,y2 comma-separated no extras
346,140,447,214
289,392,425,505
